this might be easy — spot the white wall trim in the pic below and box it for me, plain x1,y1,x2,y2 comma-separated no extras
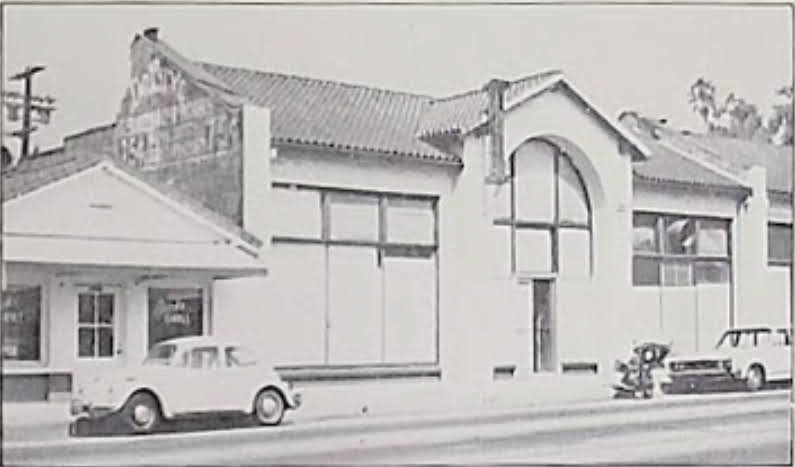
504,76,651,159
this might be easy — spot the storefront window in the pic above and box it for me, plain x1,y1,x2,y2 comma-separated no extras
633,213,731,286
270,184,439,366
2,284,41,361
148,288,204,348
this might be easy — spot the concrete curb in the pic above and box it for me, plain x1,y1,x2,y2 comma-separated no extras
3,390,787,458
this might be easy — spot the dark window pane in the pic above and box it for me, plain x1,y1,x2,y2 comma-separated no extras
148,288,204,348
633,214,658,253
697,219,729,257
663,217,697,255
78,328,95,357
662,261,693,286
695,261,730,284
633,257,660,286
1,285,41,361
78,294,95,324
97,294,114,324
98,328,114,357
768,224,793,263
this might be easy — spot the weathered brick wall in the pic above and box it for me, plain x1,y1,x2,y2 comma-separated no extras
112,35,244,224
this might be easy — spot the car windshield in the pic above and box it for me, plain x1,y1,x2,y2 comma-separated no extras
143,343,178,365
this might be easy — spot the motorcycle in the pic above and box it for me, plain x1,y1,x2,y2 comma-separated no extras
612,341,670,399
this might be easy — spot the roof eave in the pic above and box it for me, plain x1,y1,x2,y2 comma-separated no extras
633,174,752,199
272,137,463,167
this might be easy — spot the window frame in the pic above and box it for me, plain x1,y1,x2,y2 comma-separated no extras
271,184,439,262
494,142,593,276
76,291,116,360
632,212,732,287
270,183,440,367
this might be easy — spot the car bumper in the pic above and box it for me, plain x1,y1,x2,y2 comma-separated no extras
289,391,302,409
665,373,738,389
70,399,115,419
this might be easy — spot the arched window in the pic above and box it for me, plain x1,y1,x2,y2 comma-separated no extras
495,140,592,277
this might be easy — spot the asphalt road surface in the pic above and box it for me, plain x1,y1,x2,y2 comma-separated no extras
4,391,790,465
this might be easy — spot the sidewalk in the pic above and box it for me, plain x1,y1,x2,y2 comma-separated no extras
3,373,611,432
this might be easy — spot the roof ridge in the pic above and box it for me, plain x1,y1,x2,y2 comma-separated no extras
197,61,435,101
427,87,485,105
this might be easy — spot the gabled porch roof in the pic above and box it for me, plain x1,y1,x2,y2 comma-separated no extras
2,151,266,277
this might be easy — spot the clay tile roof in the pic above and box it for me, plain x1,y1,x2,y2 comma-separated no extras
416,70,561,139
198,62,458,164
630,130,747,191
624,114,792,194
1,148,105,202
417,89,489,139
675,133,793,194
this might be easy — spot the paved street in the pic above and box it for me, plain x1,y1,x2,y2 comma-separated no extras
3,390,790,465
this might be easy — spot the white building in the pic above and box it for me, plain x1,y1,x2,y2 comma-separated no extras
2,28,791,401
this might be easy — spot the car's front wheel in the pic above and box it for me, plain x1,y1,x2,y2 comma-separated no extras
253,388,285,426
122,392,161,434
746,365,766,392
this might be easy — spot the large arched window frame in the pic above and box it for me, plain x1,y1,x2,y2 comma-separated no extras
494,140,593,277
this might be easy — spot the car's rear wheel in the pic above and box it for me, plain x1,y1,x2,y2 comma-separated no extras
253,388,285,426
122,392,161,434
746,365,766,392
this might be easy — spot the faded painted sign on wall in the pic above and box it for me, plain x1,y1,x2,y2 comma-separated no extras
115,56,242,169
113,43,245,223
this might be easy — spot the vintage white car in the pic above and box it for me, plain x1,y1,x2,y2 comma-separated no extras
70,336,301,434
663,326,792,392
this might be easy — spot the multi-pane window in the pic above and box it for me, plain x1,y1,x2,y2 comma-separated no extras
632,213,731,286
495,140,591,277
78,292,115,358
1,284,42,361
768,223,793,266
270,184,438,366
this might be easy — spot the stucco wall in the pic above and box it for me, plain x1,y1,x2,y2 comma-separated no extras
442,86,635,382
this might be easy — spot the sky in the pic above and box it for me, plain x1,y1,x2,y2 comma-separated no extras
2,4,793,154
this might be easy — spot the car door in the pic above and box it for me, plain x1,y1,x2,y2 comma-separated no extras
147,346,193,415
220,345,261,411
177,345,224,413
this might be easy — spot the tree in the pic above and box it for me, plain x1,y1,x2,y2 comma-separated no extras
688,79,793,145
768,85,793,146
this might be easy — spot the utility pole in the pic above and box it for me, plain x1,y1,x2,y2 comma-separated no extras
3,65,55,159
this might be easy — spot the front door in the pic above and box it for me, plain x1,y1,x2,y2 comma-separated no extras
76,286,122,367
533,279,556,372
